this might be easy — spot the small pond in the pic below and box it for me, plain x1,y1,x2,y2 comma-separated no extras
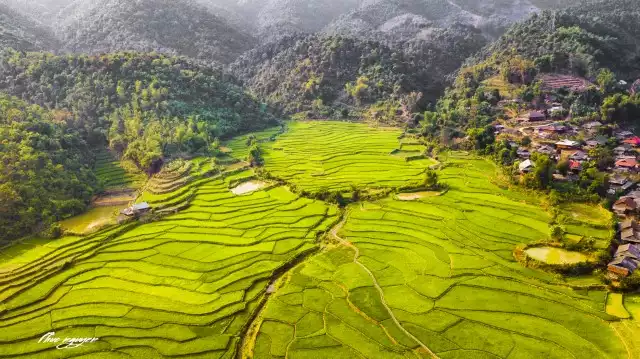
396,192,440,201
525,247,589,265
231,181,268,195
59,206,120,234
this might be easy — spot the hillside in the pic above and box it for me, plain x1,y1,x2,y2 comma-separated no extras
0,2,59,51
230,31,486,116
420,0,640,137
324,0,576,42
0,50,278,169
0,94,98,242
195,0,363,40
473,0,640,79
54,0,256,64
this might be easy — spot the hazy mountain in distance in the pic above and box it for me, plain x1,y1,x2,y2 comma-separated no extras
195,0,365,40
0,0,75,24
324,0,579,42
0,2,59,50
54,0,256,63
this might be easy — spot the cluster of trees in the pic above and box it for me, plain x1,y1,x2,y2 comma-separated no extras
0,50,278,171
0,94,98,242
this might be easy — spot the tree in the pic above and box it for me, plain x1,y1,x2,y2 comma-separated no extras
248,144,264,167
596,68,616,94
556,160,570,176
424,170,439,189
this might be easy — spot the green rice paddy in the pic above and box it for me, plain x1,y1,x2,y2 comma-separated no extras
0,121,635,358
253,152,628,359
0,174,339,358
94,150,146,191
261,121,436,193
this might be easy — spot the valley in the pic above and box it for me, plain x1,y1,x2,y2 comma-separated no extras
1,0,640,358
0,121,636,358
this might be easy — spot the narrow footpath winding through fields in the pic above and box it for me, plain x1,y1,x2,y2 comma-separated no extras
330,213,441,359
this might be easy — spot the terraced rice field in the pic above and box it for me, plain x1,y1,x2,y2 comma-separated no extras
94,150,146,190
253,152,628,359
262,121,435,193
0,173,339,358
0,122,635,358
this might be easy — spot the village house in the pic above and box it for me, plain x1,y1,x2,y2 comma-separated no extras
519,159,535,174
583,121,602,132
555,139,580,150
537,124,566,135
569,160,582,173
616,131,634,140
585,138,605,149
569,151,588,162
517,148,530,159
613,197,638,217
535,145,556,158
608,255,639,277
609,175,636,194
623,136,640,147
121,202,152,217
620,220,640,244
615,244,640,261
614,144,633,156
615,158,639,172
527,111,546,122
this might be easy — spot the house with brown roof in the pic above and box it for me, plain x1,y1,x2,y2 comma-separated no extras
608,256,639,277
528,111,546,122
613,197,638,216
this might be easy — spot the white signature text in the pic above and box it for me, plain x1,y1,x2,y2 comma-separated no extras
38,332,100,349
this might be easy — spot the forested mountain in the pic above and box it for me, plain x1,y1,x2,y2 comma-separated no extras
421,0,640,138
0,94,98,242
53,0,256,64
230,29,486,116
195,0,364,40
323,0,573,42
0,50,277,170
472,0,640,79
0,2,59,50
1,0,75,23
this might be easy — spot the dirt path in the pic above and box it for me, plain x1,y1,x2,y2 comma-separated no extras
330,214,440,359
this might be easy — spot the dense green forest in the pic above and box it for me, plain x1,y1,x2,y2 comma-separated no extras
0,50,277,170
0,94,98,242
231,30,486,117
